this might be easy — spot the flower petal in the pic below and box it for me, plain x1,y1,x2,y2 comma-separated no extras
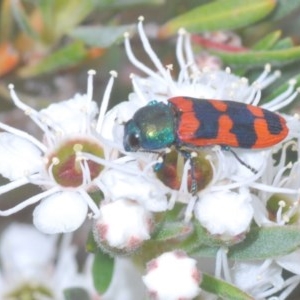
276,249,300,274
101,100,142,145
39,94,98,134
101,163,168,212
33,191,88,234
194,189,254,236
0,132,42,180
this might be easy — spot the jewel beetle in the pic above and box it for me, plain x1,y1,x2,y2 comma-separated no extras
123,96,288,190
124,96,288,152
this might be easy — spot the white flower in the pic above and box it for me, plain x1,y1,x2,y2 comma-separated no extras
0,223,95,300
142,250,201,300
0,223,56,284
0,70,121,234
93,199,153,252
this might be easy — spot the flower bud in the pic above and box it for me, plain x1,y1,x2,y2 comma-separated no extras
142,250,201,300
93,199,153,254
194,189,253,243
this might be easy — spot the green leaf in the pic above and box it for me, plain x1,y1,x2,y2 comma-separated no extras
38,0,95,42
69,24,135,47
92,251,114,294
229,226,300,260
211,46,300,68
182,223,222,255
272,37,294,50
252,30,282,50
159,0,276,37
17,41,87,77
191,245,219,258
194,221,228,248
11,1,39,39
92,0,164,7
269,0,300,21
152,221,193,241
0,0,14,41
201,273,254,300
86,231,98,253
64,288,91,300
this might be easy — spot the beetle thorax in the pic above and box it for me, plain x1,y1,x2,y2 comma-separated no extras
124,102,176,151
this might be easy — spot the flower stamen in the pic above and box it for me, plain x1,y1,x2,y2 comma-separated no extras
0,122,46,152
215,248,231,282
262,79,298,111
277,275,300,300
124,32,165,83
8,84,62,136
78,189,100,216
0,186,60,216
82,152,143,176
96,70,118,132
0,177,30,196
137,16,171,83
130,73,148,104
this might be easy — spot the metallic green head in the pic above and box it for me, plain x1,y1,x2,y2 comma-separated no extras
123,101,176,151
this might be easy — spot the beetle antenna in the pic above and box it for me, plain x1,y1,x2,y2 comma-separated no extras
227,148,258,174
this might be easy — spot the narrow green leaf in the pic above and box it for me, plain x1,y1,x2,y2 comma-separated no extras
252,30,282,50
272,37,294,50
69,25,135,47
37,0,95,42
152,221,193,241
86,231,98,253
0,0,14,41
229,226,300,260
194,221,227,248
159,0,276,37
212,46,300,68
11,1,39,39
184,223,222,255
92,0,164,7
191,245,219,258
38,0,55,27
52,0,94,35
201,273,254,300
64,288,91,300
269,0,300,21
92,251,114,294
17,41,87,77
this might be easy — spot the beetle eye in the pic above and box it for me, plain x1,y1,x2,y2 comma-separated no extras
127,133,140,151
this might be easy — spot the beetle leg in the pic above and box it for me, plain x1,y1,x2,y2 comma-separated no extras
223,146,258,174
189,152,199,195
179,150,199,195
